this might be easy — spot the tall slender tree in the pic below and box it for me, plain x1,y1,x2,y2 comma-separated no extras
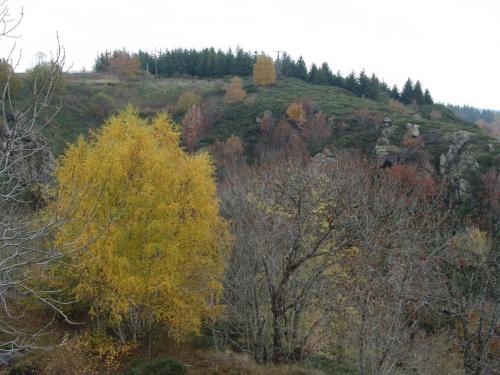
400,78,415,104
424,89,433,104
414,80,424,105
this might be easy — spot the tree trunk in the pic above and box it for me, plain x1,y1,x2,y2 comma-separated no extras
462,317,480,375
271,290,285,363
290,303,303,361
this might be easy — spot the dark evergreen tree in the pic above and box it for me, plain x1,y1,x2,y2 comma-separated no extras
214,49,226,77
96,48,433,106
367,74,381,100
358,69,370,97
280,52,295,78
316,62,333,85
308,63,319,83
414,80,424,105
379,80,389,93
390,85,400,100
424,89,433,105
344,72,359,93
294,56,308,80
400,78,415,104
331,71,344,87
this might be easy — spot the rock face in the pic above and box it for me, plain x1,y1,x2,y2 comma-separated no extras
1,130,55,206
439,131,471,176
439,130,479,199
7,136,55,185
375,120,401,164
406,123,420,138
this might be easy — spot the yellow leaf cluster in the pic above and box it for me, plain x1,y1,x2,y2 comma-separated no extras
452,227,489,264
223,76,246,104
286,102,307,125
253,54,276,86
51,108,231,340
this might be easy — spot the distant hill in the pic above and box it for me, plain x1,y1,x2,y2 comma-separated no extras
447,104,500,137
53,74,498,160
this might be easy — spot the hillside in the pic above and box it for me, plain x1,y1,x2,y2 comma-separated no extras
51,74,500,195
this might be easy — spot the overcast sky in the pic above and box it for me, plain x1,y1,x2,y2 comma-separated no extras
3,0,499,109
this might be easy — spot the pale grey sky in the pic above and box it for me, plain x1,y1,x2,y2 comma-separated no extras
3,0,499,109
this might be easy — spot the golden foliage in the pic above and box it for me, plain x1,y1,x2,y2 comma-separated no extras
79,332,136,370
41,332,136,374
253,54,276,86
452,227,490,265
110,53,141,80
50,108,230,341
223,76,246,104
176,90,202,113
286,102,307,125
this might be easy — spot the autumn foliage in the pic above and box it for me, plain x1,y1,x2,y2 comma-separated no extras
286,102,307,126
176,90,202,113
253,54,276,86
223,76,246,104
50,108,230,342
181,104,212,151
107,51,141,79
210,135,245,174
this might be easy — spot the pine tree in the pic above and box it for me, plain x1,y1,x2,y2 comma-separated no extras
424,89,433,105
316,62,333,85
414,80,424,105
390,85,400,100
368,74,381,100
308,63,319,83
280,52,294,77
214,49,226,77
400,78,415,104
331,71,344,87
358,69,370,97
295,56,308,80
344,71,359,94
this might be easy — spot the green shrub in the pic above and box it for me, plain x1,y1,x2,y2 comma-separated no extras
124,357,186,375
176,90,201,113
24,62,66,96
87,92,116,122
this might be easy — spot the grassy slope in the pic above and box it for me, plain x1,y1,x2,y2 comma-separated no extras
51,74,500,172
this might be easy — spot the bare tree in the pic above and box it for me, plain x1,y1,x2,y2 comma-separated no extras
219,152,466,373
438,228,499,375
337,165,453,375
0,1,75,360
220,155,352,363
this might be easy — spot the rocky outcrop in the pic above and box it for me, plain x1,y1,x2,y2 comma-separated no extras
406,123,420,138
439,130,479,199
375,120,402,164
3,136,56,185
439,130,471,176
1,131,55,206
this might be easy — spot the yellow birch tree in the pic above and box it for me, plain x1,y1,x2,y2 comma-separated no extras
50,108,230,343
